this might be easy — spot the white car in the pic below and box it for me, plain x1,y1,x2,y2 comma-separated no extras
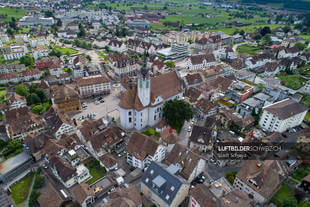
187,126,192,132
95,101,100,105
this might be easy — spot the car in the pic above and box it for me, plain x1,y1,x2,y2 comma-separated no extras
187,126,192,132
95,101,100,105
100,99,105,103
117,153,123,157
210,158,216,164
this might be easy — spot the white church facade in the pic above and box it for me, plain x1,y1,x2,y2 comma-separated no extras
118,64,184,130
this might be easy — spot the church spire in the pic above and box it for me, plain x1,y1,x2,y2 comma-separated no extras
141,53,148,79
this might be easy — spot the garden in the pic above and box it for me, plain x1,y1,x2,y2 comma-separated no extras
10,173,34,205
86,160,107,185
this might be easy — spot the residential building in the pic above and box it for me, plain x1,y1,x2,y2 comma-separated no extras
24,132,53,161
4,107,45,140
15,34,29,42
233,160,287,204
108,53,139,77
102,185,142,207
49,156,77,188
189,125,213,153
118,65,184,130
0,72,19,84
37,183,72,207
73,183,95,207
186,54,217,70
76,75,111,98
99,153,118,171
141,162,190,207
32,46,49,60
21,69,42,81
44,106,76,140
76,164,92,184
108,39,127,53
6,93,27,110
165,143,206,182
127,19,151,28
0,34,9,43
245,53,273,69
189,184,221,207
225,80,254,102
18,16,54,26
3,44,28,61
126,132,166,169
0,63,26,74
259,99,308,133
217,108,254,131
29,37,46,48
35,56,62,76
72,56,89,78
52,85,81,113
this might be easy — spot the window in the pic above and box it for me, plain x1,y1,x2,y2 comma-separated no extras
129,117,132,123
154,115,156,120
128,111,132,116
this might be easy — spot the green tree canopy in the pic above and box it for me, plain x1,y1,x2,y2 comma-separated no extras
16,84,29,97
165,61,175,68
163,99,193,129
20,55,34,67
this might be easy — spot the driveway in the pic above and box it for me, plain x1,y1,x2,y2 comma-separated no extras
178,121,191,147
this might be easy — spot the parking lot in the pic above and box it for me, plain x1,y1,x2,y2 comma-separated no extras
70,89,120,126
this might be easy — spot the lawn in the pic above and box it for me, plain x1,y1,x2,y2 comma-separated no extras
142,128,160,140
86,162,107,185
10,173,34,205
54,47,78,56
95,51,108,63
0,8,31,22
237,44,261,56
270,184,295,207
278,74,306,90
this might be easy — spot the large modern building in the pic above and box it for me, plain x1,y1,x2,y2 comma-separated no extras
259,99,308,133
118,62,184,130
18,16,54,26
157,43,189,60
0,152,33,184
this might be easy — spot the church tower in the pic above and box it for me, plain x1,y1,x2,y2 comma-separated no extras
138,57,151,107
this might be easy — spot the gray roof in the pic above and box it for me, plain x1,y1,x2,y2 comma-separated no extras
141,162,187,205
243,97,261,108
253,93,271,102
0,188,13,207
264,99,308,120
0,152,32,175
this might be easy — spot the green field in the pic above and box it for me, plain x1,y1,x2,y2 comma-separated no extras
278,74,306,90
270,184,295,207
55,47,78,56
10,173,34,205
0,8,30,22
237,44,261,56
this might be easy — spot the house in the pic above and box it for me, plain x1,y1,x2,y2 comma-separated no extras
141,162,190,207
184,87,203,105
126,132,166,169
226,58,246,71
35,56,62,76
21,69,42,81
99,153,118,171
76,164,92,183
184,73,203,88
245,53,273,69
72,56,89,78
219,46,237,60
49,156,77,188
57,30,78,39
102,184,142,207
186,54,216,71
220,189,253,207
259,99,308,133
127,39,157,55
165,143,206,182
66,21,79,31
73,183,95,207
108,39,127,53
78,124,125,158
263,62,280,76
37,184,71,207
3,44,28,61
152,60,166,74
43,106,76,140
0,34,9,43
118,68,184,130
76,75,111,98
195,98,218,119
189,125,213,153
108,53,139,77
189,184,221,207
52,85,81,113
233,160,287,204
4,107,45,140
217,108,254,131
0,72,19,84
24,132,53,161
300,174,310,194
225,80,254,102
29,37,46,48
194,35,221,50
6,93,27,110
0,63,26,74
32,46,49,60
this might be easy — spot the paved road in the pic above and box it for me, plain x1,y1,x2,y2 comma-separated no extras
232,41,249,52
25,173,36,207
206,162,243,181
178,121,191,147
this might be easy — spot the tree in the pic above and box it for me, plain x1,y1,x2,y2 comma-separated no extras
16,84,29,97
283,26,291,33
20,55,34,67
165,61,175,68
163,100,193,130
283,198,298,207
260,26,271,36
35,88,47,103
253,34,262,40
32,105,43,114
30,93,41,105
56,19,62,27
44,10,54,18
295,42,305,51
78,23,86,37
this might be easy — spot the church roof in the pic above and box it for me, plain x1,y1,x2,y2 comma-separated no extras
119,71,183,111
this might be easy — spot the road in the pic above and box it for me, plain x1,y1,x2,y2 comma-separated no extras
178,121,191,147
232,41,249,52
206,162,243,181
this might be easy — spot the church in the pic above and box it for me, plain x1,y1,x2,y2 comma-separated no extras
118,61,184,130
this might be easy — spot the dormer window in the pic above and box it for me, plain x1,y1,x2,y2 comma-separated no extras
150,170,154,174
170,186,175,191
